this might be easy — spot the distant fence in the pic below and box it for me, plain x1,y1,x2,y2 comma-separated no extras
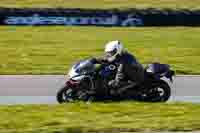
1,8,200,26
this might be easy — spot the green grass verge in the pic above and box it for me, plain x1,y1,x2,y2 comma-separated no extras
0,0,200,9
0,26,200,74
0,102,200,133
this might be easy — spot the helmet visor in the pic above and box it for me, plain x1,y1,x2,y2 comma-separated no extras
105,48,117,58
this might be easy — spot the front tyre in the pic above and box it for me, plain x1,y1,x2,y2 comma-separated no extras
56,85,75,104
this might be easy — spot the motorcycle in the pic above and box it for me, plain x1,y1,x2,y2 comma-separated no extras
57,59,175,103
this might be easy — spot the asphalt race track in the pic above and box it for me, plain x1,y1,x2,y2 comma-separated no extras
0,75,200,104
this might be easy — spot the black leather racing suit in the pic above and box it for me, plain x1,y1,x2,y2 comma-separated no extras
92,51,145,91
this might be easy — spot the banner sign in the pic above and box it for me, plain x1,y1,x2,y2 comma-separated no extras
0,8,200,26
4,14,143,26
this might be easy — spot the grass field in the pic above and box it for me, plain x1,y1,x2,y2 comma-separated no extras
0,26,200,75
0,0,200,9
0,102,200,133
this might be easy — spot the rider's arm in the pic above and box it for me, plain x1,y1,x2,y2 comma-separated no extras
115,63,125,85
90,57,108,64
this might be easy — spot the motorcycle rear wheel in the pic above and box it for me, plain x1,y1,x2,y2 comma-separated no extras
144,80,171,102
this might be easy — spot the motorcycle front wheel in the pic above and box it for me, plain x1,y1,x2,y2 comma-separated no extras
56,85,75,104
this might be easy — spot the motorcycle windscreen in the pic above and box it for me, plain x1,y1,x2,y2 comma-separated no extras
70,60,95,76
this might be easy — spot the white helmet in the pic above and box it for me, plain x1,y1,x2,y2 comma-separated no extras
104,40,123,62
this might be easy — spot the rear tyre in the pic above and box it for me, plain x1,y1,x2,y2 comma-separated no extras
144,80,171,102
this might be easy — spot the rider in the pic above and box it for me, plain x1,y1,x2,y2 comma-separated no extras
91,40,145,95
